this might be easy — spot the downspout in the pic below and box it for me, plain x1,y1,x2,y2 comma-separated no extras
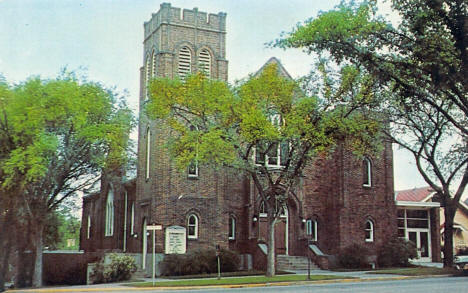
123,191,128,252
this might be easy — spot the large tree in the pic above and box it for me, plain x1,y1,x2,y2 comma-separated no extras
0,73,134,288
147,62,380,276
277,0,467,266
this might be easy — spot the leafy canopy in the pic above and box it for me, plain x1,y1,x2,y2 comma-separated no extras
147,62,380,177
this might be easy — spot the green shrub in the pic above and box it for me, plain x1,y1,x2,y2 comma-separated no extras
378,237,417,267
91,254,137,284
161,248,239,276
338,244,370,269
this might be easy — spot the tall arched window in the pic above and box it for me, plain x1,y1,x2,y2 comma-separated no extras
229,216,236,240
198,48,211,77
365,219,374,242
178,46,192,78
363,157,372,187
146,127,151,180
152,50,157,77
130,202,135,235
87,215,91,239
145,53,152,98
187,213,198,239
105,189,114,236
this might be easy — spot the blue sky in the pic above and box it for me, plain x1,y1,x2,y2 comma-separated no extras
0,0,428,191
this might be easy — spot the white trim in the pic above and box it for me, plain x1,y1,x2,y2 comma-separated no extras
198,49,211,77
228,216,236,240
396,201,440,208
142,218,147,269
363,157,372,187
187,214,198,239
86,215,91,239
105,189,114,237
130,202,135,235
178,46,192,78
306,219,318,241
365,220,374,242
188,160,198,178
146,128,151,180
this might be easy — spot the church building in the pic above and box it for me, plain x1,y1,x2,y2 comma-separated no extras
80,3,399,272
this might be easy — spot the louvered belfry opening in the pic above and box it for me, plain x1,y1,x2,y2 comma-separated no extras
178,46,192,78
198,49,211,77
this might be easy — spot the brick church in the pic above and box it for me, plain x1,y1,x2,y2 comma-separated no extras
80,3,398,272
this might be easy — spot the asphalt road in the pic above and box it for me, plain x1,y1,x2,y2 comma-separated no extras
7,276,468,293
136,277,468,293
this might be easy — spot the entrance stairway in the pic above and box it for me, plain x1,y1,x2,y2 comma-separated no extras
276,255,318,271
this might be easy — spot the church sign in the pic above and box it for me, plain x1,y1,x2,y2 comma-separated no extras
165,226,186,254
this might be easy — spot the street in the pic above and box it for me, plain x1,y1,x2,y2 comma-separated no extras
8,276,468,293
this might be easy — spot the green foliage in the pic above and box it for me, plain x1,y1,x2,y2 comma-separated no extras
43,207,81,250
148,61,381,276
91,254,137,284
277,0,467,267
160,249,239,276
0,72,135,286
377,237,417,267
338,244,371,269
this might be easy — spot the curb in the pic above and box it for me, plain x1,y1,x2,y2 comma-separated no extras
6,275,453,292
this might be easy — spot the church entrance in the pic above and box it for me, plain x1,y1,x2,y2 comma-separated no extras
259,204,288,255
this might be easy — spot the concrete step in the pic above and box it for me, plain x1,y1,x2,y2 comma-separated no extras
277,255,318,271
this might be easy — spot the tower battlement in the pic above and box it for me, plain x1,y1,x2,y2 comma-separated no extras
144,2,226,39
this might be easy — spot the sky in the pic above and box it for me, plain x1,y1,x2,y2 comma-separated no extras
0,0,430,192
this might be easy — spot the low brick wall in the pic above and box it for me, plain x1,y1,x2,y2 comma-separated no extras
43,251,102,285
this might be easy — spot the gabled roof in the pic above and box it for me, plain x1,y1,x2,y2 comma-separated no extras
395,187,435,202
255,57,293,79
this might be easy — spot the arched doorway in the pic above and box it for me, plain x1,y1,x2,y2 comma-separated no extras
258,202,289,255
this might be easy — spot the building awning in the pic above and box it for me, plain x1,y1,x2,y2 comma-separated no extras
396,201,440,208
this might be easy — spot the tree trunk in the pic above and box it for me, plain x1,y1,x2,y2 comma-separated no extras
443,203,455,267
266,217,276,277
31,224,44,288
0,216,12,292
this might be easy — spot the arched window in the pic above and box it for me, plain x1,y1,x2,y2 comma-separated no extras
152,50,157,77
229,216,236,240
306,218,318,241
363,157,372,187
198,48,211,77
105,189,114,236
187,125,199,177
178,46,192,78
145,53,152,98
130,202,135,235
365,219,374,242
146,127,151,180
87,215,91,239
187,214,198,239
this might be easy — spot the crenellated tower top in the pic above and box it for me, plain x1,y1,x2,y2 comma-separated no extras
144,2,227,40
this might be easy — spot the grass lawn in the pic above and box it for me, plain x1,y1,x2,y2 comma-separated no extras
367,267,457,276
163,270,293,279
129,274,353,287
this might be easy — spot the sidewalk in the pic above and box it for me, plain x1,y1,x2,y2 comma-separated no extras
5,267,448,292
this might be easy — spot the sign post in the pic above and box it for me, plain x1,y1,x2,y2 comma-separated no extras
147,224,162,287
216,245,221,280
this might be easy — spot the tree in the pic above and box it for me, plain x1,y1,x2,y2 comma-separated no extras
147,62,380,276
0,73,134,287
276,0,467,267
